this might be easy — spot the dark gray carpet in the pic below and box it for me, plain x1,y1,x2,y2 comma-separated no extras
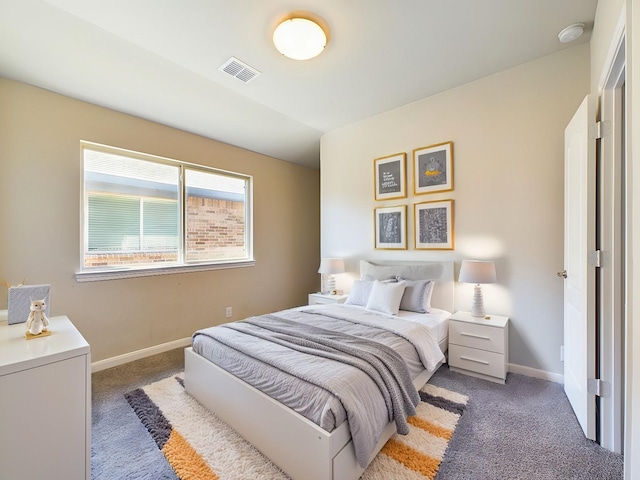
91,349,623,479
429,368,623,479
92,349,183,480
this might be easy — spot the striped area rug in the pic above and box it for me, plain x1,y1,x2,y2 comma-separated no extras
125,374,468,480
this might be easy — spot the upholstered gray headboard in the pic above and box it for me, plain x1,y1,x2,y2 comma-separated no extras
359,260,455,313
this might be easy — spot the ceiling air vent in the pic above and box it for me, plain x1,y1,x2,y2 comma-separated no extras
219,57,261,83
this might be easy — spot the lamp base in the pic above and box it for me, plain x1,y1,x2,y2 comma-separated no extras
470,284,486,317
321,274,336,295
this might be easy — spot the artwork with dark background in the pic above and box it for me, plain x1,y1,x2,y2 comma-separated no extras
413,142,453,195
417,149,448,188
378,161,401,194
375,153,406,200
375,205,406,249
414,199,454,250
379,211,401,244
419,206,448,244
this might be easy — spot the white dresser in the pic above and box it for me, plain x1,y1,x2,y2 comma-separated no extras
448,311,509,384
0,315,91,480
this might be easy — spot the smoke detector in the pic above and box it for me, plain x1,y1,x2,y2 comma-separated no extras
558,23,585,44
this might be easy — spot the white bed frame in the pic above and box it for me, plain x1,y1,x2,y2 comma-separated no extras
184,261,454,480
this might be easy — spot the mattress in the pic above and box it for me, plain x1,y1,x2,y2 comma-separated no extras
395,307,451,347
191,304,447,466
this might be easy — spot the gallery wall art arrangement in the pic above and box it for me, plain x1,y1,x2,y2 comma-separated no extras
373,141,454,250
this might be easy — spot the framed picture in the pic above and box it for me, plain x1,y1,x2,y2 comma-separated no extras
413,141,453,195
7,284,51,325
414,199,454,250
374,205,407,250
374,152,407,201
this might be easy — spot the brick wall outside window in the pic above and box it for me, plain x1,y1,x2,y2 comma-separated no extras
186,195,245,261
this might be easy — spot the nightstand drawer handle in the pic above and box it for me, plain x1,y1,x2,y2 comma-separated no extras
460,355,490,365
461,332,491,340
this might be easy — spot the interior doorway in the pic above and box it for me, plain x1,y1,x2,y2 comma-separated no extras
597,35,626,455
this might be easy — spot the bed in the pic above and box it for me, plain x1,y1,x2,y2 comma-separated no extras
184,260,454,480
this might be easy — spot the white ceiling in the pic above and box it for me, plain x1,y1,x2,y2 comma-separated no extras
0,0,597,169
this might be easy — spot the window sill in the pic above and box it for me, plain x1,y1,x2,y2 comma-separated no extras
75,259,256,282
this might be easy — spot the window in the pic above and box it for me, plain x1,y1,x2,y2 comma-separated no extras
79,142,253,280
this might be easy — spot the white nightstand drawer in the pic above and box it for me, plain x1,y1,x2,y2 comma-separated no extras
449,344,506,380
450,320,506,354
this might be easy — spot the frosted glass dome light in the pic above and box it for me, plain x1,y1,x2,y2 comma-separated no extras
273,18,327,60
558,23,585,44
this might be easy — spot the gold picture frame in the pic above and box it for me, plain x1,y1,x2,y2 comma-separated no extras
374,152,407,201
413,141,454,195
374,205,407,250
414,199,454,250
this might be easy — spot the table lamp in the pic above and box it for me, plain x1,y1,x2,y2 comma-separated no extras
318,258,345,295
458,260,497,317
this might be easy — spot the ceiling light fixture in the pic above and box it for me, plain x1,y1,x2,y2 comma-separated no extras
558,23,585,43
273,17,327,60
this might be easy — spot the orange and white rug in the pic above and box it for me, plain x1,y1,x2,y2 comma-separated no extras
125,374,468,480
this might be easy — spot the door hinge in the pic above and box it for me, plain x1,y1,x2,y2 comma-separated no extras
587,378,611,397
589,250,602,268
589,121,611,140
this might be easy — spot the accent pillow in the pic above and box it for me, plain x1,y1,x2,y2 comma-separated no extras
366,280,407,315
398,279,434,313
345,280,374,306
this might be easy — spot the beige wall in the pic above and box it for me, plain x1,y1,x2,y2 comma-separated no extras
320,44,590,377
0,78,320,362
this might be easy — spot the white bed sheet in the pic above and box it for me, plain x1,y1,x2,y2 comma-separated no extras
396,307,451,345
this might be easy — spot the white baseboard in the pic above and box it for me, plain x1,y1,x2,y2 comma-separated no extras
508,362,564,384
91,337,192,373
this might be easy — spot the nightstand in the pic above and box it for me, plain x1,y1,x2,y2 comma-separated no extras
448,311,509,384
308,293,348,305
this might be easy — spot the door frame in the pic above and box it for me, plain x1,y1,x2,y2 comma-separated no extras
598,32,626,454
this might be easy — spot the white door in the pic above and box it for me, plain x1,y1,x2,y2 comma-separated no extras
563,95,596,440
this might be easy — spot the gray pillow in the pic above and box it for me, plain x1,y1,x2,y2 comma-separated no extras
398,279,434,313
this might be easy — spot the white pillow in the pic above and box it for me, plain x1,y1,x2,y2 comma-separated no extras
398,279,434,313
366,280,406,315
345,280,374,306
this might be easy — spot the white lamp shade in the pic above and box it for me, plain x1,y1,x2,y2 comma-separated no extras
458,260,497,284
273,18,327,60
318,258,345,274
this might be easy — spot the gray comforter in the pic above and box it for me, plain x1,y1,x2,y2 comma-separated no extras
192,305,444,467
